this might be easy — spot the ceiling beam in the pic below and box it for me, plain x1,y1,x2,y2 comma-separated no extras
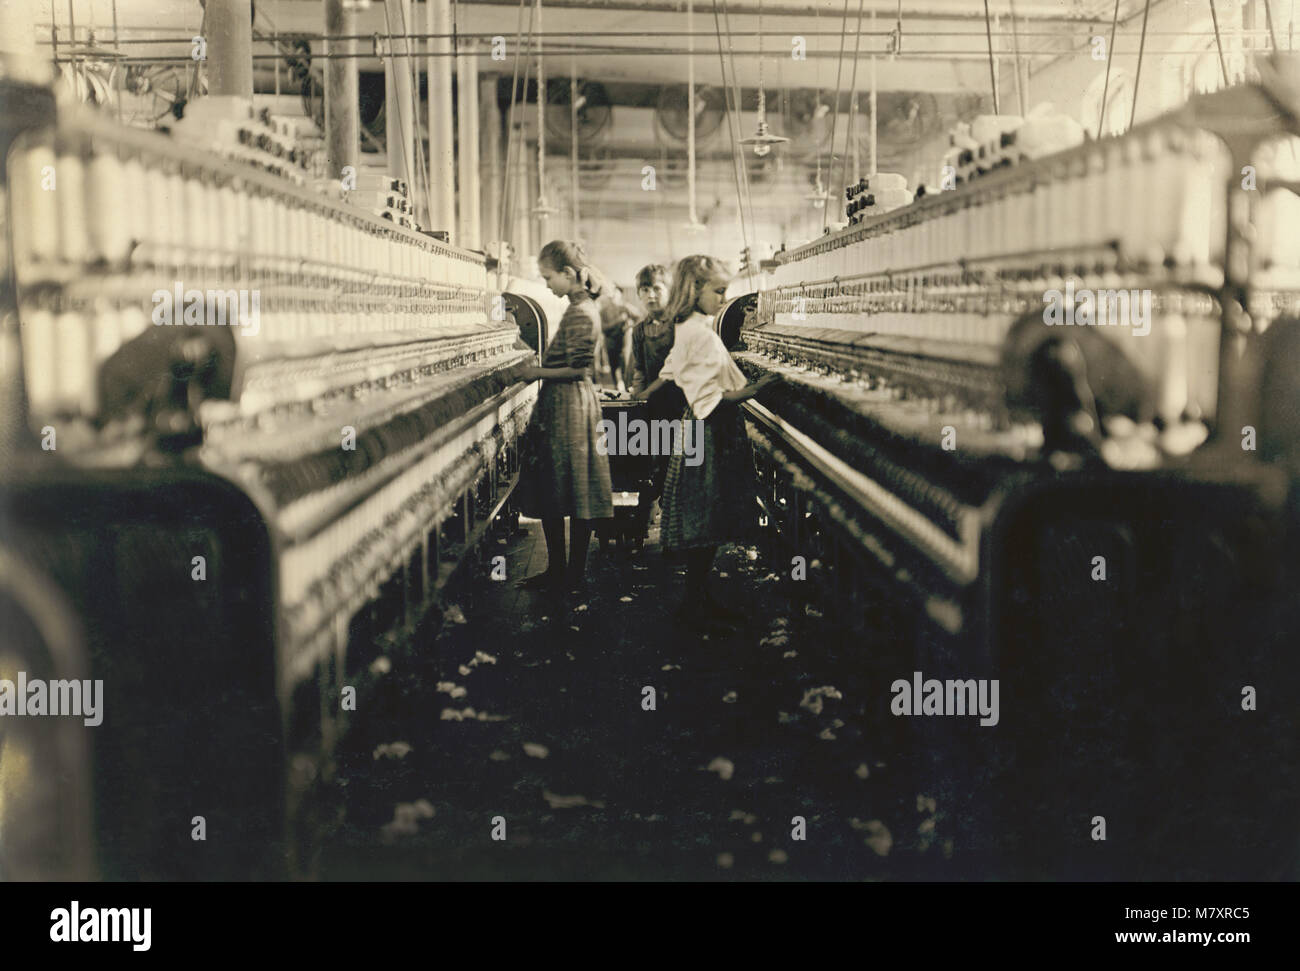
54,0,1103,94
458,0,1129,22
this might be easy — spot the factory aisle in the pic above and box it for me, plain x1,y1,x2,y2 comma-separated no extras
316,518,954,881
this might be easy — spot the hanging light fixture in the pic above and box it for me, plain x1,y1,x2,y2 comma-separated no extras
740,0,788,157
805,160,830,209
532,0,557,222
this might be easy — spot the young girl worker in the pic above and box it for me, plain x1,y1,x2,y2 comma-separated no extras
634,255,780,631
627,262,682,553
508,240,614,595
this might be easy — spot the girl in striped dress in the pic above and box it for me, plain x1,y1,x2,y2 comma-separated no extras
509,240,614,595
634,255,780,631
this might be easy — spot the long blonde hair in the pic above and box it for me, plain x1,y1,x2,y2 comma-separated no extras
662,254,729,325
538,239,606,298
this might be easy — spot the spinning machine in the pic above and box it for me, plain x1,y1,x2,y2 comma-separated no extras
719,73,1300,878
0,79,544,878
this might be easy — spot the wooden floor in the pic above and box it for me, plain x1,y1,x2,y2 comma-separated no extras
314,511,952,880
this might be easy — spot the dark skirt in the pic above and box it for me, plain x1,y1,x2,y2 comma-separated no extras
660,399,756,552
516,378,614,520
642,384,687,488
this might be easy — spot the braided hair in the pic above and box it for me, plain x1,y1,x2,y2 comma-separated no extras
538,239,606,298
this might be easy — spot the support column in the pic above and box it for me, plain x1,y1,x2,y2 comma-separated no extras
0,0,50,453
383,0,416,203
480,76,503,255
0,0,45,83
205,0,253,98
324,0,358,187
403,0,421,221
427,0,456,238
514,129,533,271
457,47,482,249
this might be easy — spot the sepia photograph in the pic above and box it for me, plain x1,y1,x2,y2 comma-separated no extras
0,0,1298,918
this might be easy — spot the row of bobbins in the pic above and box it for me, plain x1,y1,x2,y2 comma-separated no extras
775,126,1245,291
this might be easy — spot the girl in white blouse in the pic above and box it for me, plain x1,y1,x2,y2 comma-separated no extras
635,255,779,632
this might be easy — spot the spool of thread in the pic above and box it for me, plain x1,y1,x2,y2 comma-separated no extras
1203,134,1229,270
259,194,276,267
209,179,228,264
185,176,210,264
1187,312,1220,421
1157,129,1191,268
1048,161,1072,262
1065,156,1088,253
982,187,1002,262
1076,149,1103,249
282,202,296,267
1116,138,1143,261
9,141,58,271
54,310,90,415
87,305,123,415
56,149,88,266
309,210,324,269
1031,173,1052,257
1002,184,1022,258
20,307,57,417
165,168,187,255
1258,182,1300,277
297,209,311,269
295,205,309,265
335,221,346,273
252,193,271,260
352,225,365,276
1140,129,1174,266
307,210,320,268
90,304,123,364
1156,312,1189,424
121,156,149,264
275,199,291,271
1178,132,1222,271
230,186,249,258
151,167,171,255
86,150,129,265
